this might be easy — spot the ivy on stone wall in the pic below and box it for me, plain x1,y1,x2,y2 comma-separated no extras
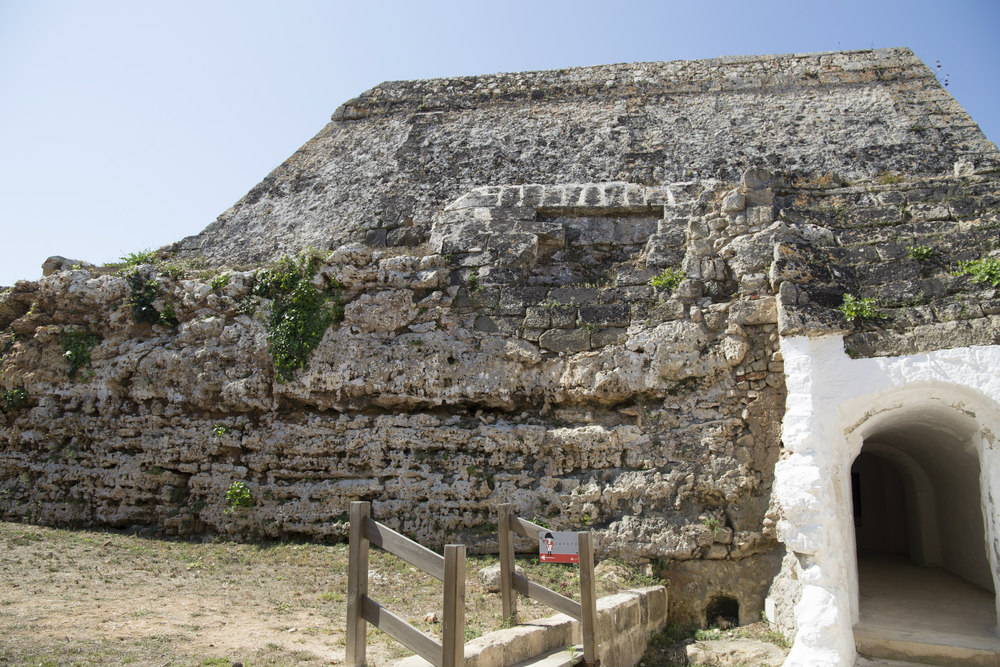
252,250,344,383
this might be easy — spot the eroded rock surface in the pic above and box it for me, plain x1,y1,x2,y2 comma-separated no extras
173,48,998,269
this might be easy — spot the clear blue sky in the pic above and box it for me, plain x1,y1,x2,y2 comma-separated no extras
2,0,998,286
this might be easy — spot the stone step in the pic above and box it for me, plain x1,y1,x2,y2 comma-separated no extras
857,657,959,667
854,624,1000,667
395,644,584,667
509,644,584,667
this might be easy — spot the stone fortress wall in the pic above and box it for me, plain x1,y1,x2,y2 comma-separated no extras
4,166,1000,629
2,47,1000,659
174,48,996,268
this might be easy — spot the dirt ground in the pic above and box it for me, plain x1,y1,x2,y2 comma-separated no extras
0,520,647,667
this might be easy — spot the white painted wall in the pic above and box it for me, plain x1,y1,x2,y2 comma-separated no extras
772,335,1000,667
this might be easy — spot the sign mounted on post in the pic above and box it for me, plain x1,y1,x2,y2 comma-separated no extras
539,530,579,563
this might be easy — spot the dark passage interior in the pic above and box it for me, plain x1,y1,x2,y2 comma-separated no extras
852,452,909,557
850,403,999,664
850,405,992,590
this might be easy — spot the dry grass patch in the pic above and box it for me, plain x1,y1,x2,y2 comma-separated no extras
0,521,656,667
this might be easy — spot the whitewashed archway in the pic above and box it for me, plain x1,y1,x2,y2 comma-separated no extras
773,335,1000,667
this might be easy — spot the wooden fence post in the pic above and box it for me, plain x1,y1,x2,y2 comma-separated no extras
498,503,518,626
578,530,599,666
346,501,371,667
442,543,466,667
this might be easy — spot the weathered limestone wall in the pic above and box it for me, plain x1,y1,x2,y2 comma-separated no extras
175,48,998,269
4,163,1000,640
1,176,792,624
5,162,1000,638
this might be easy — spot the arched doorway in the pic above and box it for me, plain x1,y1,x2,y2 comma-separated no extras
847,398,998,663
772,336,1000,667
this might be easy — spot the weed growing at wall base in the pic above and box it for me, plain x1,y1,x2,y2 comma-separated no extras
225,481,253,512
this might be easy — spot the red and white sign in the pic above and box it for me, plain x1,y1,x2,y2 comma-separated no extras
538,530,579,563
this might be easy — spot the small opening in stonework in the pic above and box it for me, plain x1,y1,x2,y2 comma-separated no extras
705,595,739,627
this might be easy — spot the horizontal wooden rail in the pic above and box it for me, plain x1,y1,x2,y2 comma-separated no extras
363,516,446,581
362,596,441,665
512,572,582,619
510,515,547,540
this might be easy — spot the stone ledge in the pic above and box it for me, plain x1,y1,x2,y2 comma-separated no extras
395,585,667,667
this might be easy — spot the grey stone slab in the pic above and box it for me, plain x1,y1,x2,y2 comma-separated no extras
539,328,590,353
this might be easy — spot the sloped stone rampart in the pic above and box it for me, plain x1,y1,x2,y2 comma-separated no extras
174,48,999,269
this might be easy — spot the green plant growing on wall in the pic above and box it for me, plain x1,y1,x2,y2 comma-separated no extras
1,387,28,413
225,481,253,512
839,293,885,322
466,268,483,292
213,424,230,438
159,301,178,327
126,273,163,325
59,328,100,379
702,517,722,536
210,272,230,292
907,245,934,261
252,250,344,383
117,250,156,271
954,256,1000,286
649,267,685,291
876,172,905,185
0,330,16,359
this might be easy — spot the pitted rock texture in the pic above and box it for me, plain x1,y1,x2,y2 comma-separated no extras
6,166,1000,623
2,178,788,579
173,48,998,269
770,170,1000,356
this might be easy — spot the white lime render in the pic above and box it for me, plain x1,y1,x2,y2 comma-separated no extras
773,335,1000,666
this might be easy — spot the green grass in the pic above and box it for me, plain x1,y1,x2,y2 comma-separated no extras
0,520,661,667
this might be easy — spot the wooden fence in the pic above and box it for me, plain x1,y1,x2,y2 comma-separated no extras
346,501,466,667
497,503,599,666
